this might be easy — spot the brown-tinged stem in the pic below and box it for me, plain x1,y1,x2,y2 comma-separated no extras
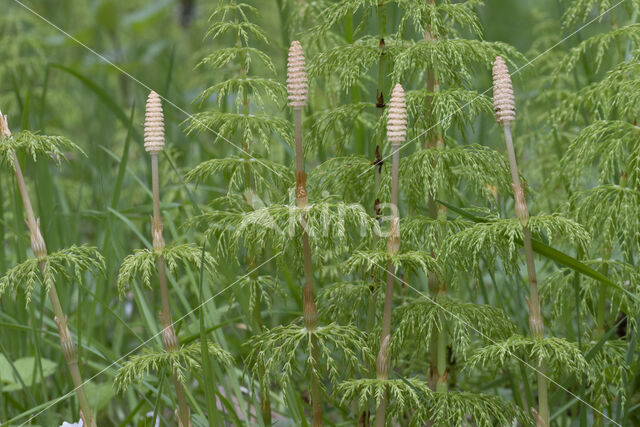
11,152,97,426
503,124,549,427
294,108,323,426
150,153,191,427
375,142,400,427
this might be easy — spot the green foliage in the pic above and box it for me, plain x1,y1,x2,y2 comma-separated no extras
198,46,276,74
467,335,588,379
0,131,84,170
557,24,640,74
185,112,293,149
344,249,440,278
318,280,381,324
185,155,293,198
117,244,216,295
246,323,370,390
396,0,484,38
562,0,640,28
309,36,399,89
400,215,470,252
410,390,530,427
585,339,631,409
115,342,232,392
196,199,378,260
308,155,391,202
406,88,493,135
560,120,640,187
392,39,523,85
194,76,286,109
569,185,640,256
231,274,285,314
442,214,590,276
0,245,104,305
311,103,377,154
400,144,513,204
337,377,427,419
540,259,640,323
393,294,516,354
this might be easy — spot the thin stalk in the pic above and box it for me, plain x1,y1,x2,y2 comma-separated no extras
10,151,96,426
503,124,549,426
422,1,448,394
375,142,400,427
294,108,322,426
150,154,191,427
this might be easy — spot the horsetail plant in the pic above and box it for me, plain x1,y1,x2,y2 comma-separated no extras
245,40,372,427
115,92,230,427
0,111,102,427
493,56,548,426
374,82,404,427
289,39,324,426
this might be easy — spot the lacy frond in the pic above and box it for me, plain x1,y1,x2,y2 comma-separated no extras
467,335,588,379
442,214,589,276
246,323,370,390
318,280,382,324
0,245,104,306
115,341,231,393
570,185,640,257
392,39,524,85
337,377,429,419
407,88,493,135
184,111,293,151
117,244,216,295
185,156,294,197
345,249,441,278
400,145,513,203
195,77,286,108
393,294,516,355
561,120,640,187
0,131,84,170
396,0,484,39
308,155,391,202
540,259,640,324
311,103,377,154
410,390,531,427
557,24,640,74
198,46,276,74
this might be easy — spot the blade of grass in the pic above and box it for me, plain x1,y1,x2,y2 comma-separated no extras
199,240,221,426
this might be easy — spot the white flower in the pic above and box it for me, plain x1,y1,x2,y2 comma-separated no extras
58,420,83,427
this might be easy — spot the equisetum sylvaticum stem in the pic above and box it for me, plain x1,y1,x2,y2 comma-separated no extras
144,91,192,427
493,56,549,427
365,0,387,394
375,83,406,427
0,112,97,427
288,40,323,427
421,0,449,395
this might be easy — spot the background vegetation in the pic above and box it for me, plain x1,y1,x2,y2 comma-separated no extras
0,0,638,425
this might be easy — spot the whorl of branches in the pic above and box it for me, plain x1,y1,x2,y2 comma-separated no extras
144,91,165,153
287,40,308,109
492,56,515,125
387,83,407,144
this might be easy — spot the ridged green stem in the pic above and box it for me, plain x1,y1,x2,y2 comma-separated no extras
503,124,549,427
11,151,96,426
